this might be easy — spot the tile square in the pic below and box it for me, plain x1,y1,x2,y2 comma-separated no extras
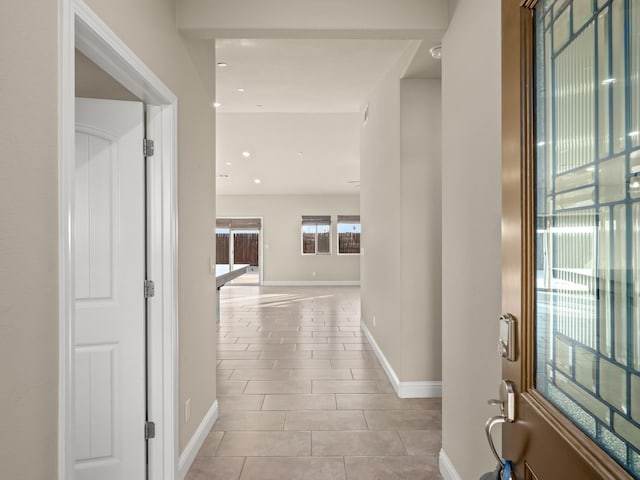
364,410,441,430
244,380,311,394
247,344,297,352
213,411,286,431
217,394,265,411
336,394,440,411
297,343,345,351
344,455,441,480
344,344,372,351
312,350,365,360
259,351,313,360
313,380,380,394
282,337,328,344
399,430,442,456
218,360,276,369
262,394,336,411
217,381,247,395
330,359,382,369
217,431,311,457
285,410,367,430
230,369,293,381
217,344,250,351
217,351,261,360
240,456,346,480
289,369,353,380
312,431,405,456
351,369,388,380
186,457,245,480
275,359,332,369
195,431,225,456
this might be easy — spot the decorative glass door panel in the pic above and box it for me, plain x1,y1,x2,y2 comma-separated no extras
535,0,640,477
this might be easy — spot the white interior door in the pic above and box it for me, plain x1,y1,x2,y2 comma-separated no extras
74,98,146,480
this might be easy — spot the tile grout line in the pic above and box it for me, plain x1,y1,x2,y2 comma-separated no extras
237,456,247,480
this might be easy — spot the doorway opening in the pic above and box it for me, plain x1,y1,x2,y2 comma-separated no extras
216,218,263,285
59,1,178,478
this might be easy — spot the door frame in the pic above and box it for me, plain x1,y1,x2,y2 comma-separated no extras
58,1,179,479
501,1,634,478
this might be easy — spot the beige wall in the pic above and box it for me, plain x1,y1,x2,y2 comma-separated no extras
360,46,442,384
0,2,59,478
0,2,218,476
441,0,502,477
81,0,218,453
177,0,448,37
75,50,139,101
360,49,404,375
217,195,360,283
400,78,442,382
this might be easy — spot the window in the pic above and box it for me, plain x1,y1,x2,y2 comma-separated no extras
301,215,331,255
337,215,360,254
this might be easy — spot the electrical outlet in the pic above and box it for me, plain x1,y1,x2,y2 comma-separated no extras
209,256,216,275
185,398,191,424
312,271,316,277
373,316,376,327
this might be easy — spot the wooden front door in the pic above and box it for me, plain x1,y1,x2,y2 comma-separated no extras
501,1,639,479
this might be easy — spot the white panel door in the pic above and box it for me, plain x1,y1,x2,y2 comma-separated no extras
74,98,146,480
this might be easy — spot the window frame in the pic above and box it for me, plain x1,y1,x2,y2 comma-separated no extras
336,215,361,256
301,216,332,255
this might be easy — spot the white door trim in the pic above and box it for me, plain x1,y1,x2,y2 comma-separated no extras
58,1,179,479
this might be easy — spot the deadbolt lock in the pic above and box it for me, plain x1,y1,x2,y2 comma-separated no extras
498,313,516,362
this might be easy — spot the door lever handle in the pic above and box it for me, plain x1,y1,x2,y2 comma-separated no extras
484,381,516,467
488,398,505,416
485,415,507,465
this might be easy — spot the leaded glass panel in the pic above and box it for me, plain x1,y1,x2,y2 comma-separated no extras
535,1,640,477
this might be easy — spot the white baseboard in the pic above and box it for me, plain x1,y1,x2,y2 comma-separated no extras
262,280,360,286
398,380,442,398
178,400,219,479
439,449,462,480
360,322,442,399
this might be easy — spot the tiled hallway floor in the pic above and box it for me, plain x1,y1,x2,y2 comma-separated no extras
186,286,443,480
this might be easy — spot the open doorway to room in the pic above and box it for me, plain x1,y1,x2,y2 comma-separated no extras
60,5,178,478
216,217,262,285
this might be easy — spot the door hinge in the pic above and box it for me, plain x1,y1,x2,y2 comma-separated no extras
144,280,155,298
145,421,156,440
143,138,154,157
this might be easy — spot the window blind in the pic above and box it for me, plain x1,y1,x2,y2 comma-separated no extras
216,218,262,229
301,215,331,226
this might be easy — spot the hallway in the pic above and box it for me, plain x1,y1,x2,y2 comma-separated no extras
186,286,442,480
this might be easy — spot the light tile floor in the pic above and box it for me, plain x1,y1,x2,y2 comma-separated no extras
186,286,443,480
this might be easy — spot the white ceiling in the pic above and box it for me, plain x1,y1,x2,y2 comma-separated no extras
216,113,361,195
215,39,412,113
215,38,441,195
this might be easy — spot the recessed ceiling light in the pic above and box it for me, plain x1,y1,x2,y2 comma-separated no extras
242,151,251,158
217,62,228,67
253,178,261,184
256,104,263,108
237,88,245,92
225,162,232,166
297,152,303,156
213,102,221,108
